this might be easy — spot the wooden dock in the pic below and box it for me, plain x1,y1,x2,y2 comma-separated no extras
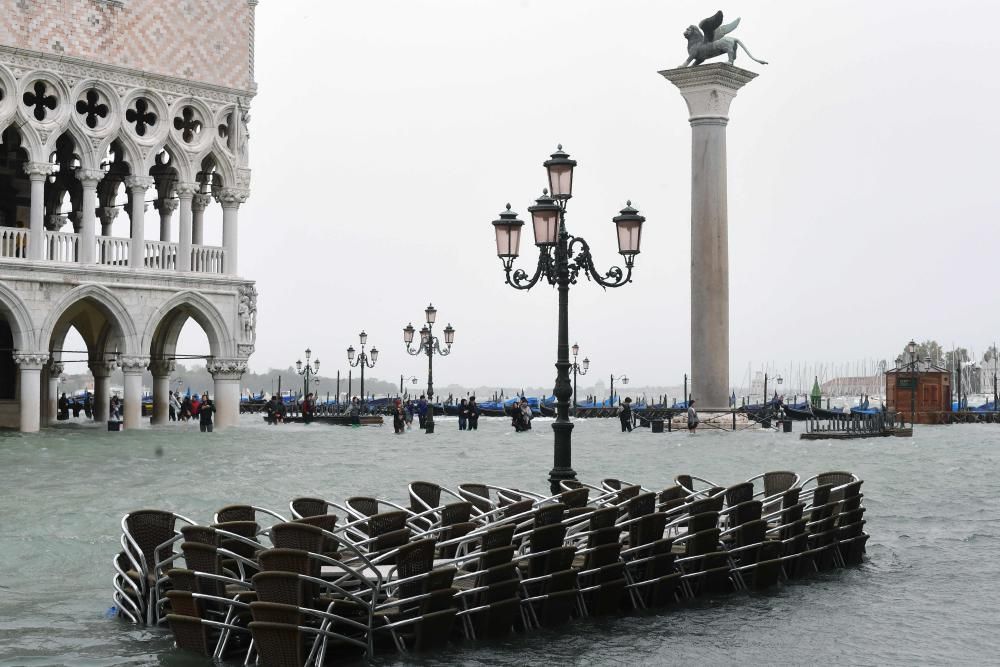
800,411,909,440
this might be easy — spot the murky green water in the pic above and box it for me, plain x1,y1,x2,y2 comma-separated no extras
0,417,997,665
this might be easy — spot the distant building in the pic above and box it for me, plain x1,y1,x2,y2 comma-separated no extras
0,0,259,431
885,357,951,424
819,376,882,397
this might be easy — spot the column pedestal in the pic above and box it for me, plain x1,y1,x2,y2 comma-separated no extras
120,356,149,430
150,360,174,425
14,353,48,433
660,63,757,409
208,358,248,429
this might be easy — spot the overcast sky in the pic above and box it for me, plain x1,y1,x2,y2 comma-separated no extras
173,0,1000,390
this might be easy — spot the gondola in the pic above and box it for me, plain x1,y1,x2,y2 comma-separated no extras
783,402,814,421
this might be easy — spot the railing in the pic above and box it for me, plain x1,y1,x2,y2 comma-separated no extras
191,245,225,274
0,228,28,258
45,231,80,263
144,241,178,270
97,237,130,267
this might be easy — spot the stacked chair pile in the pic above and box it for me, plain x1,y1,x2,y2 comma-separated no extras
111,470,868,665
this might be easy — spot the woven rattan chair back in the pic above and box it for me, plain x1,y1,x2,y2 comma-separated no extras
502,500,533,521
440,502,473,527
735,519,767,548
763,471,798,497
370,511,409,537
534,503,567,528
782,487,801,509
685,527,722,556
817,471,855,489
602,478,624,491
215,505,255,523
458,483,492,513
482,523,517,551
271,522,325,554
251,571,308,606
628,492,656,519
529,524,567,553
257,548,313,575
438,522,475,558
675,475,694,493
410,481,442,513
167,568,198,592
557,487,589,509
249,621,307,667
166,614,213,656
165,590,201,618
658,485,684,504
589,507,618,531
725,483,754,507
249,601,303,626
479,545,517,570
729,500,763,527
687,511,719,534
290,497,329,519
628,512,667,548
180,525,219,546
125,510,178,573
346,496,379,519
396,538,437,599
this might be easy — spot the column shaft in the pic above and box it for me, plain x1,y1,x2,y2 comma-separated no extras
14,353,47,433
92,373,111,423
25,165,49,261
151,375,170,424
46,371,59,425
213,377,241,428
126,177,152,269
222,204,239,275
120,356,149,430
192,194,209,246
177,186,196,272
78,170,103,264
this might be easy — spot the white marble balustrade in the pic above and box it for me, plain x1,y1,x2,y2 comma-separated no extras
44,231,79,263
191,245,225,274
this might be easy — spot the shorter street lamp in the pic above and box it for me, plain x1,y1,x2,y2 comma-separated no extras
907,339,917,425
610,374,628,406
295,349,320,400
571,343,589,415
400,375,418,397
347,331,378,410
404,303,455,433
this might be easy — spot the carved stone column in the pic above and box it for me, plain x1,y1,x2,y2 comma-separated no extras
78,169,104,264
154,197,178,244
176,184,197,271
216,189,248,275
14,352,48,432
191,193,211,246
119,355,149,430
99,206,119,237
24,163,51,261
149,359,175,425
89,359,116,423
660,63,757,409
46,360,64,425
208,358,248,429
126,176,153,269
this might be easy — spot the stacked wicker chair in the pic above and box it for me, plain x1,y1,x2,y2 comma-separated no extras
113,471,869,665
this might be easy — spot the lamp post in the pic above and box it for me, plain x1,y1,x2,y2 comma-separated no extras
491,145,645,493
570,343,589,415
907,339,917,425
295,349,320,402
403,303,454,433
347,331,378,412
400,375,418,397
610,374,628,406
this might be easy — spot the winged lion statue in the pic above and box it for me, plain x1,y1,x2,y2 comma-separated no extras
679,11,768,68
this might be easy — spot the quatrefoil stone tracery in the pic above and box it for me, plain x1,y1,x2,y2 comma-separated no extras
173,106,202,144
125,97,157,136
23,81,57,121
75,89,108,129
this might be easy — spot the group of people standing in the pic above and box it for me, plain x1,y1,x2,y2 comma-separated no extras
457,397,480,431
167,390,216,431
56,391,93,420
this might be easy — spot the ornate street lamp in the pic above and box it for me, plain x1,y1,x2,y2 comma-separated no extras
347,331,377,410
400,375,418,397
570,343,589,415
403,303,454,433
492,146,645,493
610,374,628,406
295,348,320,401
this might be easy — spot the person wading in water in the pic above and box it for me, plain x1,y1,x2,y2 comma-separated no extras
687,399,699,433
619,397,634,432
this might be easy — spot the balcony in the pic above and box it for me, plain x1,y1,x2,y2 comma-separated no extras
0,230,225,274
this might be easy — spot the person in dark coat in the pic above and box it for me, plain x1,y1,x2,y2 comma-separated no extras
393,399,406,434
458,398,469,431
83,390,93,419
57,393,69,420
619,397,634,432
467,397,480,431
302,392,315,424
199,397,215,433
417,395,428,428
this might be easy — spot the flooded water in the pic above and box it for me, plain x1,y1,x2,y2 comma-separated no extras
0,416,997,666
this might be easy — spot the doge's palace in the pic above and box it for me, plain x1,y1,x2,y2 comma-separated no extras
0,0,259,431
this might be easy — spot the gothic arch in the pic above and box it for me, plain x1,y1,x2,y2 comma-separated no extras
44,120,97,171
142,290,233,360
0,283,36,351
40,284,139,359
2,119,44,163
195,147,235,189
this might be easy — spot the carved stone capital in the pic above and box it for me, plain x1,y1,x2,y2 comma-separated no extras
149,359,176,377
215,188,249,208
98,206,120,223
118,356,150,374
24,162,54,180
207,357,248,379
77,168,106,188
154,198,179,214
88,360,115,378
13,352,50,370
45,214,66,231
192,193,213,212
47,361,64,377
175,183,199,199
237,343,256,357
659,63,757,122
124,175,155,191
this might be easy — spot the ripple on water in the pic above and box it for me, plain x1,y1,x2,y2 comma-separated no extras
0,418,997,665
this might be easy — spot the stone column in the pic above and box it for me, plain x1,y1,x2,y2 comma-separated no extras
176,184,197,272
14,352,48,432
154,197,178,243
90,360,114,423
99,206,119,237
208,358,247,429
216,189,248,276
149,359,174,425
78,169,103,264
126,176,153,269
660,63,757,409
24,163,51,261
46,361,63,425
119,356,149,430
191,193,211,246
